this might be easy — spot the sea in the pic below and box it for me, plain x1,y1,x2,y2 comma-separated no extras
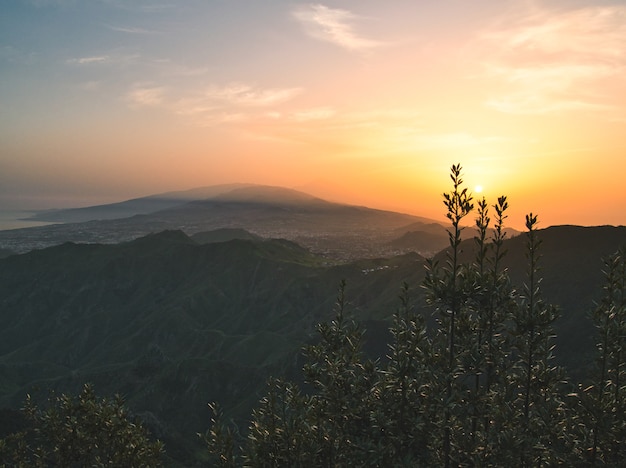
0,210,56,231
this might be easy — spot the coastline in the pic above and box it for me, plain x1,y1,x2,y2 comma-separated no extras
0,211,57,231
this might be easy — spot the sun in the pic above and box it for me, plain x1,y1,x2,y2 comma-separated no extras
474,185,483,193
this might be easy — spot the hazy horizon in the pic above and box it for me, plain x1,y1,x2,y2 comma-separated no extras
2,182,626,233
2,1,625,230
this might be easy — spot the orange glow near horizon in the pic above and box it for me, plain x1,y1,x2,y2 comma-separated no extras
1,1,625,230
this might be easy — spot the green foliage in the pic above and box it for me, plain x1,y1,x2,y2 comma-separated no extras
244,378,312,467
505,213,572,466
203,402,237,468
371,282,433,465
300,280,379,466
0,383,163,467
577,247,626,464
423,164,478,467
455,195,518,466
423,168,521,466
204,280,381,466
3,209,626,464
206,163,625,467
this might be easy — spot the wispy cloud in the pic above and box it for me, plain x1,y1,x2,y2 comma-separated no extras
125,82,303,125
241,107,511,157
493,6,626,61
126,85,165,107
476,5,626,115
66,53,139,66
22,0,76,6
105,2,175,13
293,4,384,52
244,108,425,146
107,25,161,35
485,94,611,115
203,83,302,106
67,55,110,65
0,45,36,64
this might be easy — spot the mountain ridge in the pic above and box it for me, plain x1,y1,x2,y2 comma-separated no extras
24,183,256,223
0,185,445,259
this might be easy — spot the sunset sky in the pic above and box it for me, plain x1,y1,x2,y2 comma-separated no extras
1,0,625,229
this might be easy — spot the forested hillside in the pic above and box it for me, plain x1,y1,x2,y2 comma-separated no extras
1,167,625,465
204,166,626,466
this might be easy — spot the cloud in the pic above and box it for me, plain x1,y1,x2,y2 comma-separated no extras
293,4,384,52
66,53,139,66
485,94,611,115
0,45,36,64
107,25,161,34
126,85,165,107
476,5,626,115
124,82,303,125
99,1,175,14
203,83,302,106
492,6,626,61
22,0,76,6
241,108,426,148
67,55,110,65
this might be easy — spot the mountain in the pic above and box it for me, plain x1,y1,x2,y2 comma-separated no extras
25,184,254,223
0,185,442,260
0,224,624,463
212,185,328,206
190,228,262,244
0,230,425,464
389,229,449,254
387,222,522,257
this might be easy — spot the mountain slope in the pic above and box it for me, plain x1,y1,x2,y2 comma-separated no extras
25,184,254,223
0,185,442,260
0,231,424,464
191,228,262,244
1,224,623,463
